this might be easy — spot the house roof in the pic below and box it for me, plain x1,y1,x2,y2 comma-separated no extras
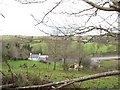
30,54,48,58
40,55,48,58
31,54,39,58
81,40,89,42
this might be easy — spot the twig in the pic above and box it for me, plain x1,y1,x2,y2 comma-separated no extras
5,61,17,85
0,84,14,88
5,61,14,83
16,70,120,89
65,76,76,88
0,70,6,76
82,0,120,11
35,0,63,26
16,0,47,4
55,81,75,89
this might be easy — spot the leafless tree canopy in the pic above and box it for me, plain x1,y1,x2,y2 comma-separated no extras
15,0,119,37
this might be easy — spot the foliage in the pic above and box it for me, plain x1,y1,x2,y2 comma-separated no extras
30,42,48,54
2,60,120,89
2,35,117,57
2,39,32,61
33,41,117,56
99,60,119,71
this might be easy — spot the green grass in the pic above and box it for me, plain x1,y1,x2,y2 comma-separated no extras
81,76,119,88
100,60,119,70
69,42,117,55
83,43,117,54
30,42,117,55
2,35,117,55
2,35,15,40
30,42,48,53
2,60,62,71
2,60,120,88
100,60,119,67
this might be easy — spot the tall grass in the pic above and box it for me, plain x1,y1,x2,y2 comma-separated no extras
2,60,119,88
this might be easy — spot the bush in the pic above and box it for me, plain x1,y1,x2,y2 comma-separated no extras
80,56,91,70
2,71,53,87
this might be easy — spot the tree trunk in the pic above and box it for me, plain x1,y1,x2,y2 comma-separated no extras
62,58,68,71
53,61,56,70
78,58,82,71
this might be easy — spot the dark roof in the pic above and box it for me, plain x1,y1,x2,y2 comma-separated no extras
81,40,89,42
31,54,39,58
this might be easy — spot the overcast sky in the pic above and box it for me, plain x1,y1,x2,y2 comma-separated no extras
0,0,117,36
0,0,48,36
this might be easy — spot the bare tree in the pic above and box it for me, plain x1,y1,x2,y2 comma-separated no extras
58,37,73,71
75,37,91,70
15,0,119,38
2,39,31,60
15,0,119,70
45,36,73,71
45,36,60,70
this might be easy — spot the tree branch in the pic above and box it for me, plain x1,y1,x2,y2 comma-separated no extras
0,84,14,89
82,0,120,11
35,0,63,26
16,70,120,89
0,13,5,18
0,70,6,76
15,0,47,4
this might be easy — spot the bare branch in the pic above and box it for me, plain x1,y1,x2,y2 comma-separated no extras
58,7,94,16
35,0,63,26
16,70,120,89
0,84,14,89
15,0,47,4
56,70,120,89
0,70,6,76
0,13,5,18
82,0,120,11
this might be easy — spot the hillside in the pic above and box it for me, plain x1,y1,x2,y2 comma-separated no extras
1,35,118,60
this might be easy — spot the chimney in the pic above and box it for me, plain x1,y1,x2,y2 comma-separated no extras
30,53,32,56
39,53,41,56
30,53,32,58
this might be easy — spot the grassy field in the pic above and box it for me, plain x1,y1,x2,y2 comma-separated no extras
100,60,118,67
30,42,117,55
83,43,117,54
70,42,117,54
1,35,119,88
2,35,117,55
30,42,48,53
2,60,119,88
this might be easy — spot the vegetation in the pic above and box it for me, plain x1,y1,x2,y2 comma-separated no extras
2,60,120,88
1,0,119,89
70,42,117,55
2,39,32,61
2,35,118,70
2,35,117,52
29,39,117,56
1,35,119,89
3,60,120,88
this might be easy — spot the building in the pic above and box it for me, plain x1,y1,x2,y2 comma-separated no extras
28,53,48,61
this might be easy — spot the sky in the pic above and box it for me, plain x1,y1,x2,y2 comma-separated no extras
0,0,48,36
0,0,118,36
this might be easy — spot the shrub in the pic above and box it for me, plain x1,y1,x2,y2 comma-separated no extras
80,56,91,70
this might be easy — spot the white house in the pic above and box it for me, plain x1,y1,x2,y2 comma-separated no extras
28,53,48,61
